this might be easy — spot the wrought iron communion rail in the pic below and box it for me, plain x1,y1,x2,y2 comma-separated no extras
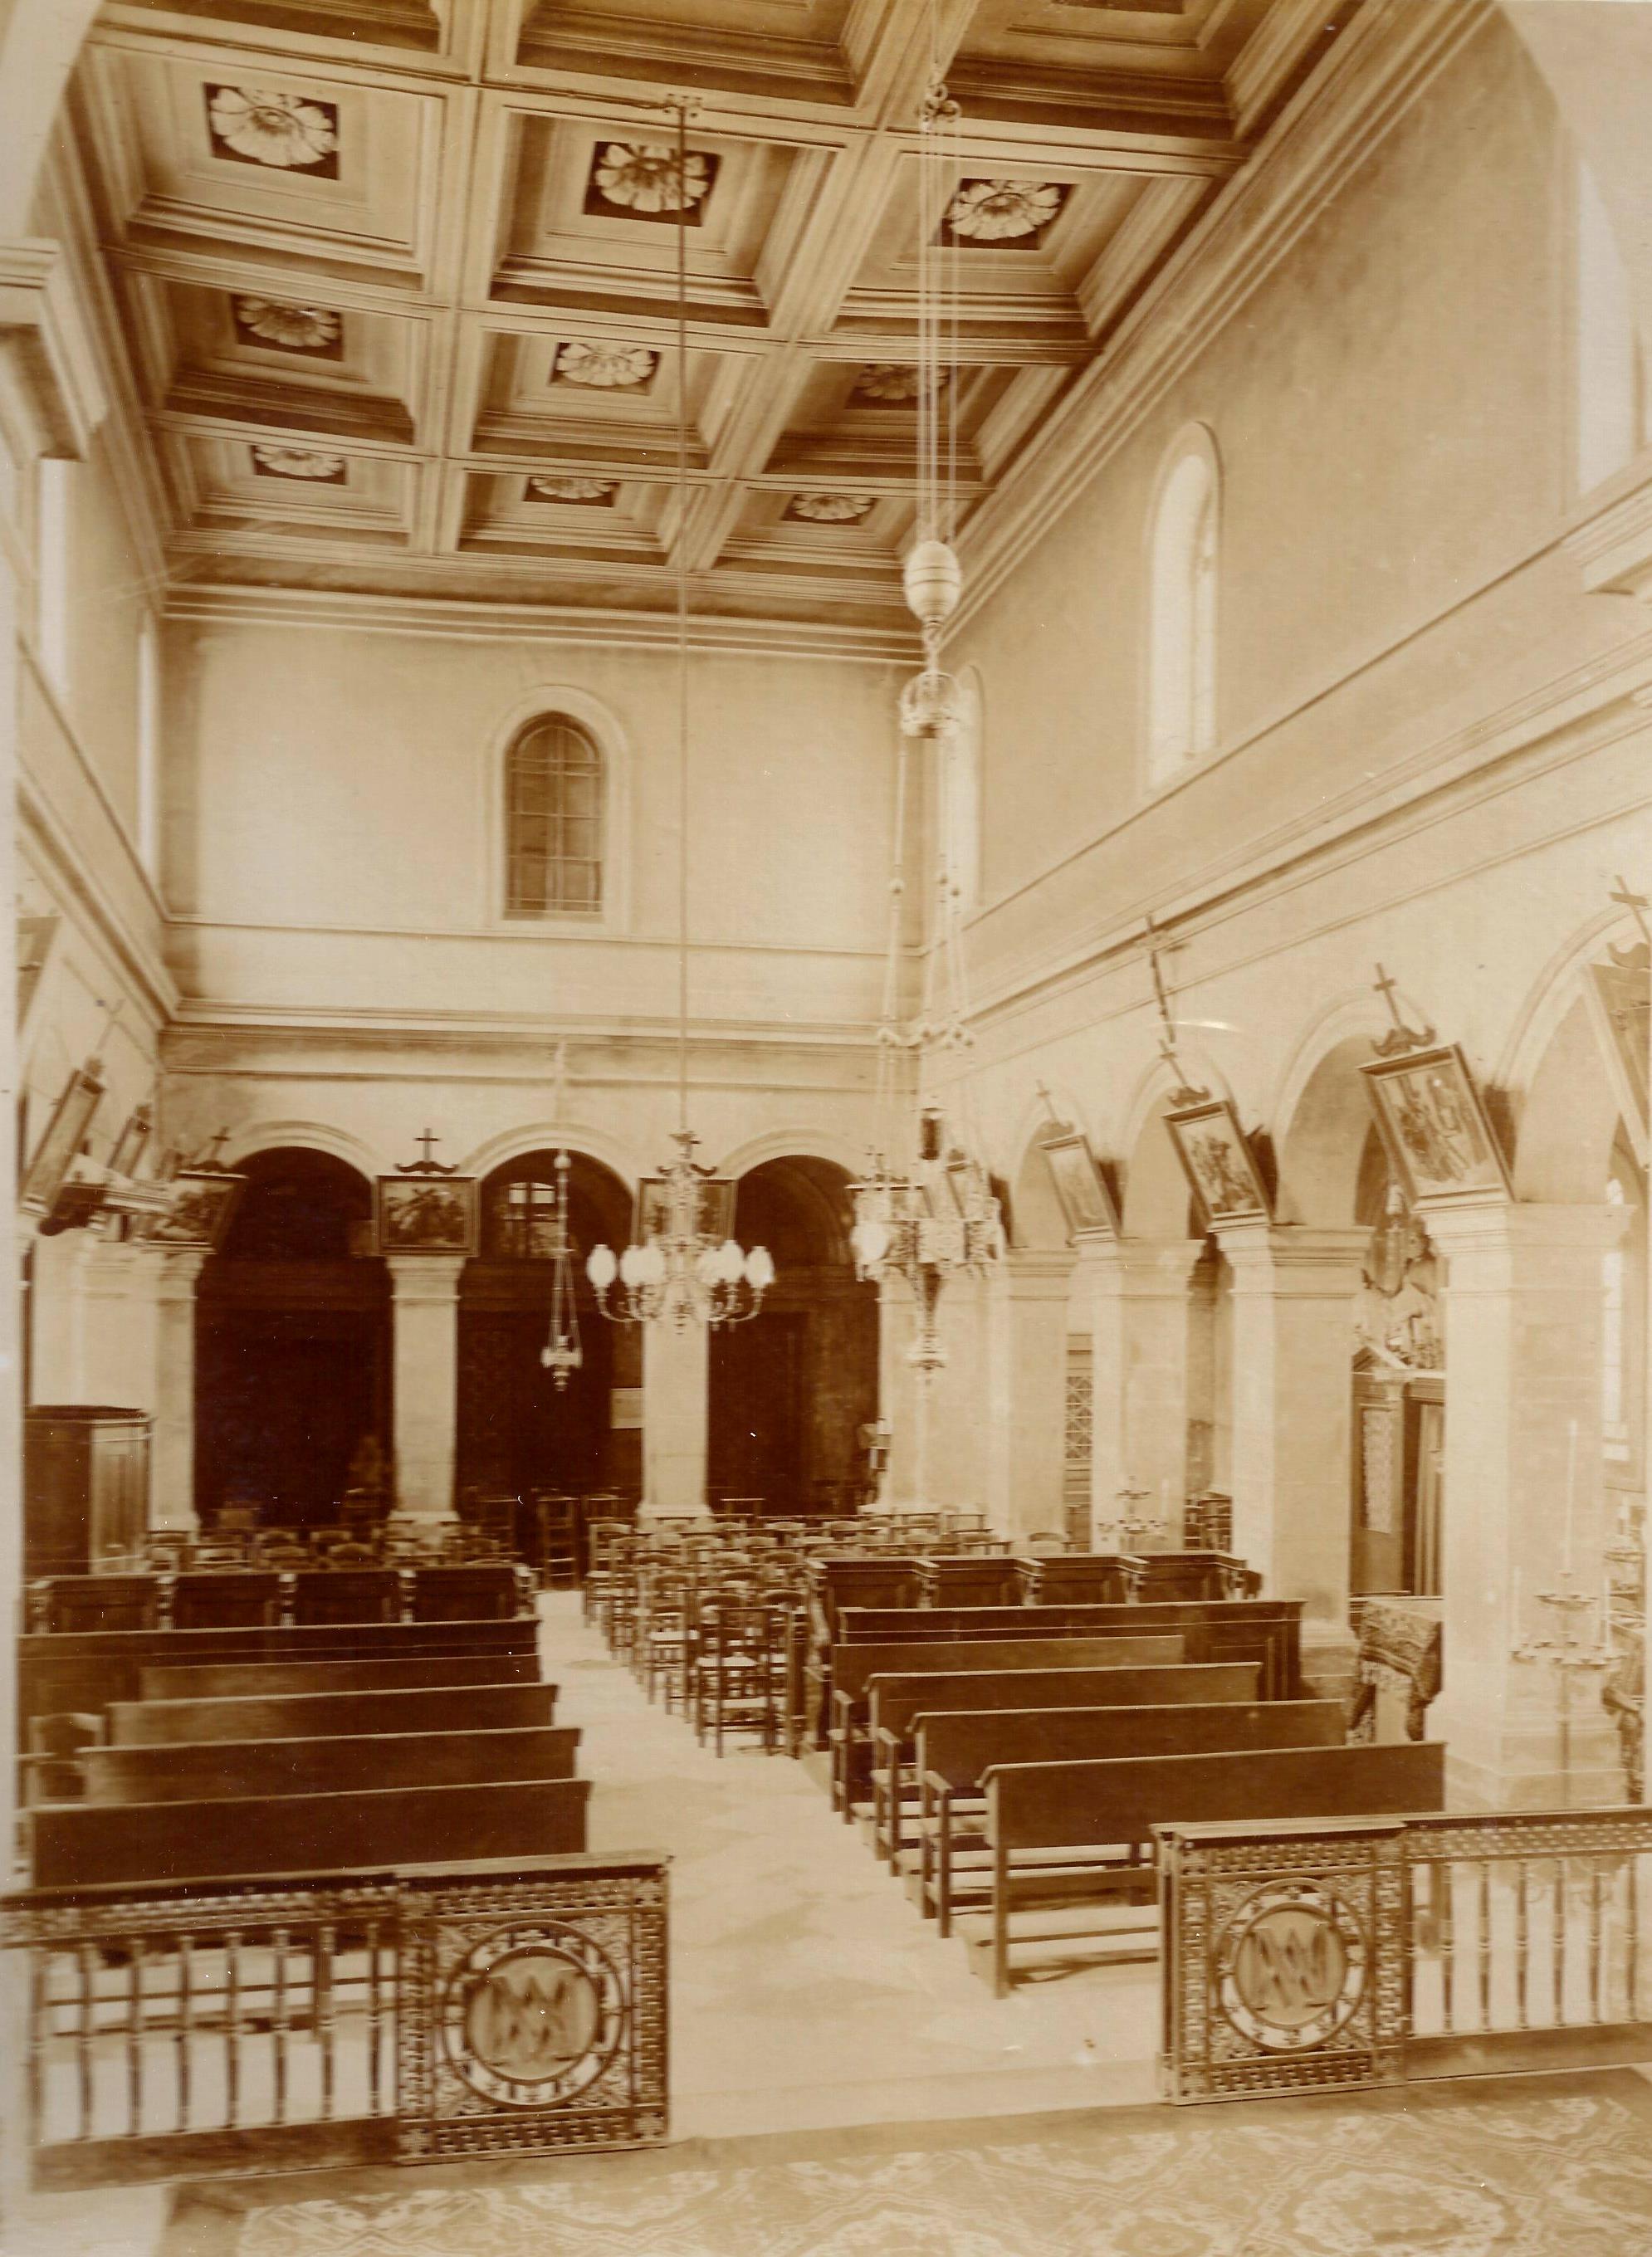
2,1851,668,2186
1157,1807,1652,2103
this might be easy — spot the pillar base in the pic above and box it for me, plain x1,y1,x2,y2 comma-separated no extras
1443,1720,1625,1812
1300,1624,1361,1706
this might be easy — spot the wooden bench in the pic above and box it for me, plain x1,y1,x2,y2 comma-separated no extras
37,1724,582,1806
1124,1552,1261,1601
28,1776,591,1888
28,1576,160,1634
868,1662,1267,1871
107,1679,559,1746
799,1559,923,1746
409,1565,522,1619
19,1619,537,1743
972,1740,1445,1993
834,1600,1303,1699
912,1696,1342,1931
290,1570,402,1626
916,1557,1024,1608
169,1571,283,1630
1011,1557,1130,1605
138,1653,541,1701
828,1634,1184,1815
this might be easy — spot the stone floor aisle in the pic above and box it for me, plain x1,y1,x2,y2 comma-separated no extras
540,1592,1161,2140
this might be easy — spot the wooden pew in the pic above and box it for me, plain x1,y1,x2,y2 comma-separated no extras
409,1565,521,1619
868,1662,1268,1870
916,1557,1023,1608
19,1619,537,1743
29,1776,591,1888
973,1741,1445,1994
139,1653,540,1700
29,1576,159,1634
169,1572,283,1630
837,1600,1304,1701
912,1697,1342,1930
1124,1552,1260,1601
828,1634,1184,1815
1012,1557,1130,1605
289,1569,401,1625
107,1679,559,1746
44,1724,582,1805
800,1559,923,1746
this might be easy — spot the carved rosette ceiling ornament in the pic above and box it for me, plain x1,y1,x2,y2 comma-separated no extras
851,364,943,404
552,343,658,390
205,85,340,175
787,493,875,524
251,443,347,482
232,297,340,354
943,178,1068,247
527,476,617,505
585,142,718,224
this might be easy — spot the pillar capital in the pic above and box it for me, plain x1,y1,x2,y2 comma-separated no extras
1421,1193,1625,1271
155,1244,212,1302
384,1250,467,1305
990,1246,1076,1299
1211,1220,1367,1296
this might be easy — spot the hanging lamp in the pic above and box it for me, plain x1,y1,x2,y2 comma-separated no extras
585,97,774,1334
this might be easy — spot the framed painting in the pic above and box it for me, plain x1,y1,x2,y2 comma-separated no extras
1038,1129,1119,1238
107,1103,154,1177
635,1173,736,1243
1584,954,1649,1165
375,1173,478,1255
144,1167,246,1249
1166,1098,1272,1225
1361,1043,1512,1203
19,1063,105,1212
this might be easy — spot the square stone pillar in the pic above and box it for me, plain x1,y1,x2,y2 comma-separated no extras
1077,1238,1205,1546
81,1239,163,1411
28,1228,95,1402
926,1270,990,1516
642,1316,710,1517
872,1270,918,1510
1212,1222,1368,1679
1426,1194,1625,1810
985,1248,1075,1543
385,1252,464,1520
154,1247,210,1531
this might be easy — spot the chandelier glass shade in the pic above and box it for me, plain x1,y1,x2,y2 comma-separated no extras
537,1149,584,1390
586,1131,773,1331
849,1114,1001,1371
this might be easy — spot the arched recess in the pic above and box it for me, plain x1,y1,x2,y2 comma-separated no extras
1273,1033,1384,1228
1513,991,1625,1204
456,1149,639,1502
195,1147,389,1527
219,1121,383,1178
707,1156,878,1513
484,686,633,933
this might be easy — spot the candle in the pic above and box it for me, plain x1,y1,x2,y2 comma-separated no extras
1563,1420,1578,1576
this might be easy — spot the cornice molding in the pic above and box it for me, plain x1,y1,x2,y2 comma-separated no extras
960,613,1652,1040
163,579,921,662
0,237,108,458
951,0,1494,634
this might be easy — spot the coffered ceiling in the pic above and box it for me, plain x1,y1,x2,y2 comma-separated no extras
57,0,1357,633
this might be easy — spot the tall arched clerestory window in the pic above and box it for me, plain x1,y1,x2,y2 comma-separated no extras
1145,427,1219,792
504,713,604,918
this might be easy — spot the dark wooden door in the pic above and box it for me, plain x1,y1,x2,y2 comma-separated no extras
197,1307,386,1525
708,1311,806,1507
456,1307,612,1497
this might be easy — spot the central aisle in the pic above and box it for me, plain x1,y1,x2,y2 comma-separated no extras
539,1592,1161,2139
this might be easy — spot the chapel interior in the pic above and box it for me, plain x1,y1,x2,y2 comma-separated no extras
6,0,1652,2250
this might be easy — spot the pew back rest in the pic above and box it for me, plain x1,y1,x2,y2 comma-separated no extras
833,1634,1185,1709
916,1697,1343,1794
66,1723,582,1805
985,1742,1447,1855
875,1662,1263,1746
109,1679,558,1745
139,1653,540,1700
29,1776,593,1888
290,1571,402,1625
409,1566,521,1619
169,1573,283,1630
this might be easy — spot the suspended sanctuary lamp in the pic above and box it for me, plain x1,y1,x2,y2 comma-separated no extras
538,1150,584,1389
584,95,774,1333
848,46,1003,1378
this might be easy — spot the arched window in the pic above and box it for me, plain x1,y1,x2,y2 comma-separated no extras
1575,156,1646,494
940,666,982,918
1146,429,1219,790
504,715,604,918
